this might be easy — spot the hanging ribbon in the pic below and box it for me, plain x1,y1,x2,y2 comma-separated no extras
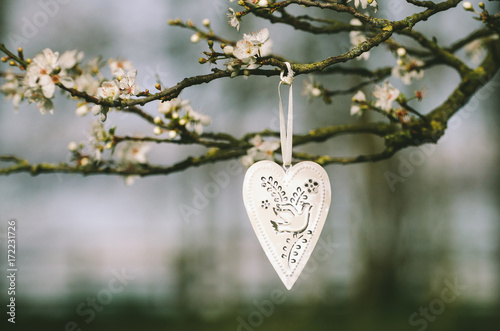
278,62,294,170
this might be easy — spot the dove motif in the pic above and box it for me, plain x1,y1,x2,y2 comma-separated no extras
271,202,312,237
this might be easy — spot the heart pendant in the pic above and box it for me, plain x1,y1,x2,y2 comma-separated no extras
243,160,331,290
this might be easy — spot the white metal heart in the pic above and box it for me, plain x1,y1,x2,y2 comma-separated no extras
243,160,331,290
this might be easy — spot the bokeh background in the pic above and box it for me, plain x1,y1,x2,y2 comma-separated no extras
0,1,499,330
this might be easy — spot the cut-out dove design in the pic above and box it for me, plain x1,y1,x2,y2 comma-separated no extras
271,202,312,237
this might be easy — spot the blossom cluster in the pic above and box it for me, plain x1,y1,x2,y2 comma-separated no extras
348,0,378,12
350,81,401,117
0,48,143,116
68,121,151,185
3,49,80,114
154,97,211,138
223,28,272,76
1,48,212,134
226,0,269,31
241,135,280,166
67,121,114,166
392,48,424,85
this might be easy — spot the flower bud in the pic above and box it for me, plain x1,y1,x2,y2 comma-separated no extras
153,126,163,135
397,47,406,57
91,105,102,115
311,88,321,97
462,2,473,11
68,142,78,151
202,18,210,27
167,130,178,139
155,83,161,91
224,46,234,56
80,157,89,166
190,33,201,43
153,116,163,124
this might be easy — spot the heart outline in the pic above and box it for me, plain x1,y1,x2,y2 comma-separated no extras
243,160,331,289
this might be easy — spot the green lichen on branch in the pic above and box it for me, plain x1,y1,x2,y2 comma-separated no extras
1,0,499,178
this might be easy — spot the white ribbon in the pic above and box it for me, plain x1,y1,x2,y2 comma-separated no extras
278,62,294,170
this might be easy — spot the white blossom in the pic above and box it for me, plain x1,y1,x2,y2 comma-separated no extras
233,28,272,62
233,39,259,63
117,141,151,164
32,48,59,72
24,48,74,99
84,57,104,80
186,109,211,135
0,70,24,109
350,90,366,116
348,0,378,11
108,58,134,77
392,48,424,85
226,8,241,31
158,97,187,115
241,135,280,166
464,39,485,65
302,76,322,100
245,28,269,46
157,98,210,135
244,28,272,56
97,80,120,100
74,73,99,96
373,82,400,112
91,105,102,115
24,89,54,114
118,69,140,99
349,19,369,60
224,59,241,77
58,49,84,69
224,45,234,56
125,176,139,186
76,103,90,116
87,121,108,160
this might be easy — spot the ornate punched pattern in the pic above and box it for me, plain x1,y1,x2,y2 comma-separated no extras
243,160,332,290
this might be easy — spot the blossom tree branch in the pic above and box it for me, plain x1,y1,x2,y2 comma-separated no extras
1,0,499,180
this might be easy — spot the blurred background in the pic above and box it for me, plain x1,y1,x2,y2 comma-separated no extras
0,0,499,330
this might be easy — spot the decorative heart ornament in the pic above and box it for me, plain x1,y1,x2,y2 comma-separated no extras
243,160,331,289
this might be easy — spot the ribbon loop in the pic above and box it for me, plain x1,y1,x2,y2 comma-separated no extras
278,62,294,170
